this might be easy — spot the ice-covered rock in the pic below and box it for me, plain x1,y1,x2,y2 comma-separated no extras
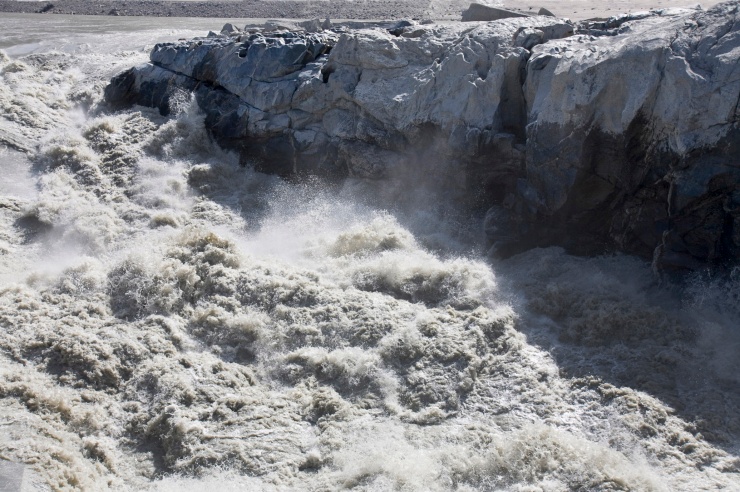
104,2,740,267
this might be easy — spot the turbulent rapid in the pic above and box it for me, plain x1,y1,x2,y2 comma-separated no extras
0,13,738,492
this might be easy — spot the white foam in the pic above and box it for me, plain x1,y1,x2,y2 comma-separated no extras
0,15,737,492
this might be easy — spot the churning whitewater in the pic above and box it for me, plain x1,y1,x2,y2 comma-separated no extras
0,13,738,492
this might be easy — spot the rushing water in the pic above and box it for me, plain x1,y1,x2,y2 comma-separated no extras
0,12,738,492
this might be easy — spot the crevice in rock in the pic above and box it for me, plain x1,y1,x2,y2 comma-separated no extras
320,64,334,83
473,54,490,80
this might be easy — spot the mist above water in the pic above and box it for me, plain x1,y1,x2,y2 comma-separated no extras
0,14,738,491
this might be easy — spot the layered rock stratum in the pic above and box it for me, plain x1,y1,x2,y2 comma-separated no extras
105,2,740,269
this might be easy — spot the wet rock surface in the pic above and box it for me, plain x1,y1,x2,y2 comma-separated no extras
105,2,740,269
522,4,740,267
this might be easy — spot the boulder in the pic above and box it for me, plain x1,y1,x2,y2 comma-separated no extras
262,21,297,32
461,3,529,22
387,19,417,36
298,18,323,33
514,27,545,49
538,7,556,17
220,23,240,35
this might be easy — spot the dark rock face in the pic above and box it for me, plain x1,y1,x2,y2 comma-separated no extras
104,3,740,268
521,4,740,267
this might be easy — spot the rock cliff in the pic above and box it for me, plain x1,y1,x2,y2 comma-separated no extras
105,2,740,268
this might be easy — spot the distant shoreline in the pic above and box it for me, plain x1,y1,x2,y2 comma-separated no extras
0,0,464,21
0,0,723,22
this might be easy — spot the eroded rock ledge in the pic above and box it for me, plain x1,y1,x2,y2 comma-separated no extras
105,2,740,269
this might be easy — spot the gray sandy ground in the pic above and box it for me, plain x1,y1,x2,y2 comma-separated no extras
3,0,456,20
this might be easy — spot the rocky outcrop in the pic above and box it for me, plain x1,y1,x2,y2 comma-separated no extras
518,4,740,266
106,16,574,186
105,2,740,268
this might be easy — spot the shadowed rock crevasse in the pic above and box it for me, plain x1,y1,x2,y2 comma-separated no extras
105,2,740,268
